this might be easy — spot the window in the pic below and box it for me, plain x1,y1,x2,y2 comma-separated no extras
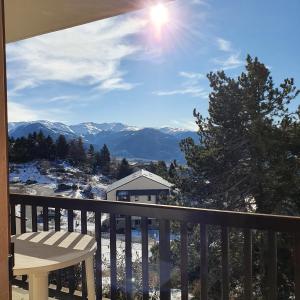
117,191,129,202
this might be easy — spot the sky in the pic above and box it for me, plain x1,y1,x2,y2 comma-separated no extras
6,0,300,130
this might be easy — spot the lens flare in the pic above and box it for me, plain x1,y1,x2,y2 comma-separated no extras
150,3,169,28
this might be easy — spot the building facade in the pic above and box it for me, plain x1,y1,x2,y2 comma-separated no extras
106,169,173,204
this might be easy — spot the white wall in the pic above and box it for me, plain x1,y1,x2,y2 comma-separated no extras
130,194,156,204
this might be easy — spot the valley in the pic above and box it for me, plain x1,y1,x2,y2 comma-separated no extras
8,121,198,162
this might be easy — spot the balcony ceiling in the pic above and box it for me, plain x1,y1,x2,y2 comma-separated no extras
5,0,159,43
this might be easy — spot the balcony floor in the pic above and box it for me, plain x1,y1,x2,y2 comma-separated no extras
12,286,55,300
12,285,110,300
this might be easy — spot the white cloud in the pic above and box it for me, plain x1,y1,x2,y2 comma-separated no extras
179,71,204,80
98,77,137,92
7,101,52,122
213,37,243,70
213,52,243,70
190,0,210,7
8,102,39,122
154,87,208,97
8,100,72,122
153,70,207,98
216,37,232,52
46,95,75,103
7,16,146,94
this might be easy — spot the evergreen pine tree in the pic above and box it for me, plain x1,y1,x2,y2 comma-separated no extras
45,135,55,160
77,137,86,163
146,161,156,173
94,151,101,170
8,136,15,161
36,130,46,159
56,135,69,159
98,144,111,176
117,158,132,179
155,161,168,179
87,144,96,173
177,56,300,299
180,55,300,213
145,160,170,179
26,133,36,161
68,137,86,165
168,161,177,178
11,137,29,162
87,144,95,158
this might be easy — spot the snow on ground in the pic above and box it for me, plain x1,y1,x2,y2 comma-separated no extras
101,277,193,300
60,161,81,173
91,186,107,199
10,162,54,184
58,189,84,199
10,161,109,200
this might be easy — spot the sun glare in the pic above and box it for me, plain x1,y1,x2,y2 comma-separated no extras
150,3,169,28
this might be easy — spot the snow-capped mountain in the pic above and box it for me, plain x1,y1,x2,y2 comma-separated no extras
159,127,187,135
8,120,77,139
70,122,140,136
8,120,198,162
8,122,27,132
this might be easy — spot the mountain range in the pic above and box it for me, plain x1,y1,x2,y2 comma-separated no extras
8,121,199,162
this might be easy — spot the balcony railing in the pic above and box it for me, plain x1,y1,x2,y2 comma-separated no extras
10,193,300,300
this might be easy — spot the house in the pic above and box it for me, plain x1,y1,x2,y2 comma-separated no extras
106,169,173,203
104,169,174,230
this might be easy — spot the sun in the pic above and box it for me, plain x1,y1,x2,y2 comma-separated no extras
150,3,169,29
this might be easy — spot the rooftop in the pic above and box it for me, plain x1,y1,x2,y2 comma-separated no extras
106,169,173,193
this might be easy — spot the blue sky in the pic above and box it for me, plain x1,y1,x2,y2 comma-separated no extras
6,0,300,130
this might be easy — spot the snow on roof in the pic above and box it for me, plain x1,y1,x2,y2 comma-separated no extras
106,169,173,193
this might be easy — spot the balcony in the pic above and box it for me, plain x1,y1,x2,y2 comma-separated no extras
10,193,300,299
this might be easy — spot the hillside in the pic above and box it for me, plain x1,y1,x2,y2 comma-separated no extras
8,121,199,162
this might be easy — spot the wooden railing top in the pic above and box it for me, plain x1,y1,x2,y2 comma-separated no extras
10,193,300,233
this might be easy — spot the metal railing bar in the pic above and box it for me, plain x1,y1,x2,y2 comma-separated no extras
180,222,188,300
20,203,26,233
31,205,37,232
110,213,117,299
244,229,252,300
125,215,132,299
95,211,102,300
159,219,171,300
267,231,277,299
295,232,300,300
221,227,229,300
200,223,208,300
10,193,300,232
81,210,88,299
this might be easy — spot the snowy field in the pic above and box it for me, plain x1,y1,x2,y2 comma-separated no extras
9,161,108,199
10,162,53,185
